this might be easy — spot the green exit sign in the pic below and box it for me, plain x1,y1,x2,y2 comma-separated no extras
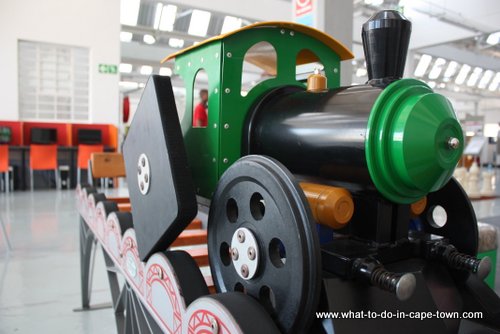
99,64,117,74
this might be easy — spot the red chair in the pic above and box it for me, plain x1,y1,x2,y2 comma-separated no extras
77,144,104,185
30,145,59,190
0,145,13,193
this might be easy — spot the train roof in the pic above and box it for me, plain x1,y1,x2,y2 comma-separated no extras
161,21,354,63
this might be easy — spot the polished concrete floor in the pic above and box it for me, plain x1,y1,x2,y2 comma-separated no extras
0,188,499,333
0,190,115,333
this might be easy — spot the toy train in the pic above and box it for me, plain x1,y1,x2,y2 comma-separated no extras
121,10,500,334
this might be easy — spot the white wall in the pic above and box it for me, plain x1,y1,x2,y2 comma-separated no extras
0,0,120,124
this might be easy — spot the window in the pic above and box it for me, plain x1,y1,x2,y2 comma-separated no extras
192,69,209,128
295,49,324,82
241,42,277,96
18,40,90,121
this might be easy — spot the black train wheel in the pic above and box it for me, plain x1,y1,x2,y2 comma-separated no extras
207,155,321,334
422,177,478,256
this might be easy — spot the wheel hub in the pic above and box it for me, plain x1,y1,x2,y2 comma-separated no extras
230,227,260,280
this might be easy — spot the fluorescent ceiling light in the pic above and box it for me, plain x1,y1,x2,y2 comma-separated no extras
154,3,163,29
159,67,172,76
119,63,133,73
143,34,156,44
120,32,133,42
221,16,243,34
455,64,471,85
486,31,500,45
140,65,153,75
188,10,211,37
427,81,436,88
478,70,494,89
443,61,459,80
489,73,500,91
119,81,139,89
159,5,177,31
414,54,432,77
466,131,475,137
169,38,184,48
428,58,446,79
120,0,140,26
356,68,367,77
467,67,483,87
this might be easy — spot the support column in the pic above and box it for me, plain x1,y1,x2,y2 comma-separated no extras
292,0,354,86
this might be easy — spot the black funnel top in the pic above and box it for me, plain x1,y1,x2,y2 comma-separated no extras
362,10,411,87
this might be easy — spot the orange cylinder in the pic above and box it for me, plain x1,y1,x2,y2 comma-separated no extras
300,182,354,229
307,70,327,92
410,197,427,217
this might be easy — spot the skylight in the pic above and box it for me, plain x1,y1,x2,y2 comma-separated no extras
443,61,459,81
466,67,483,87
414,54,432,77
455,64,471,85
188,10,211,37
478,70,494,89
221,16,243,34
428,58,446,80
120,0,140,26
159,5,177,32
489,73,500,91
154,3,163,30
486,31,500,45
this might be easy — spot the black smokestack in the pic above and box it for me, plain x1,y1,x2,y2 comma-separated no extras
362,10,412,87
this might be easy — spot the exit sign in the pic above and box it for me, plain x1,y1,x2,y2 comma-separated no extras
98,64,117,74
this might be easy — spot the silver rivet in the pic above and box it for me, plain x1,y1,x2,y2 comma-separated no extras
241,264,249,278
158,270,163,279
176,66,180,70
448,137,460,150
200,57,204,63
213,123,217,128
188,62,191,67
237,230,245,243
333,68,338,73
214,88,218,94
248,247,256,260
290,31,295,36
212,158,216,163
224,123,229,129
280,29,285,34
211,318,219,334
226,52,232,58
231,248,239,261
224,88,230,94
223,158,229,164
215,52,219,58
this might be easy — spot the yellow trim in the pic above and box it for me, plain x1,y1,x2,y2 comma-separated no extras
161,21,354,63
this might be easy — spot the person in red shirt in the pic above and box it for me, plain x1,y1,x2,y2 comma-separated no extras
193,89,208,127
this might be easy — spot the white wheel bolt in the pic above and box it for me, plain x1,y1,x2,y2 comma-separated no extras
237,230,245,243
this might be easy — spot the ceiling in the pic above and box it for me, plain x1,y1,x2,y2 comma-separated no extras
119,0,500,116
